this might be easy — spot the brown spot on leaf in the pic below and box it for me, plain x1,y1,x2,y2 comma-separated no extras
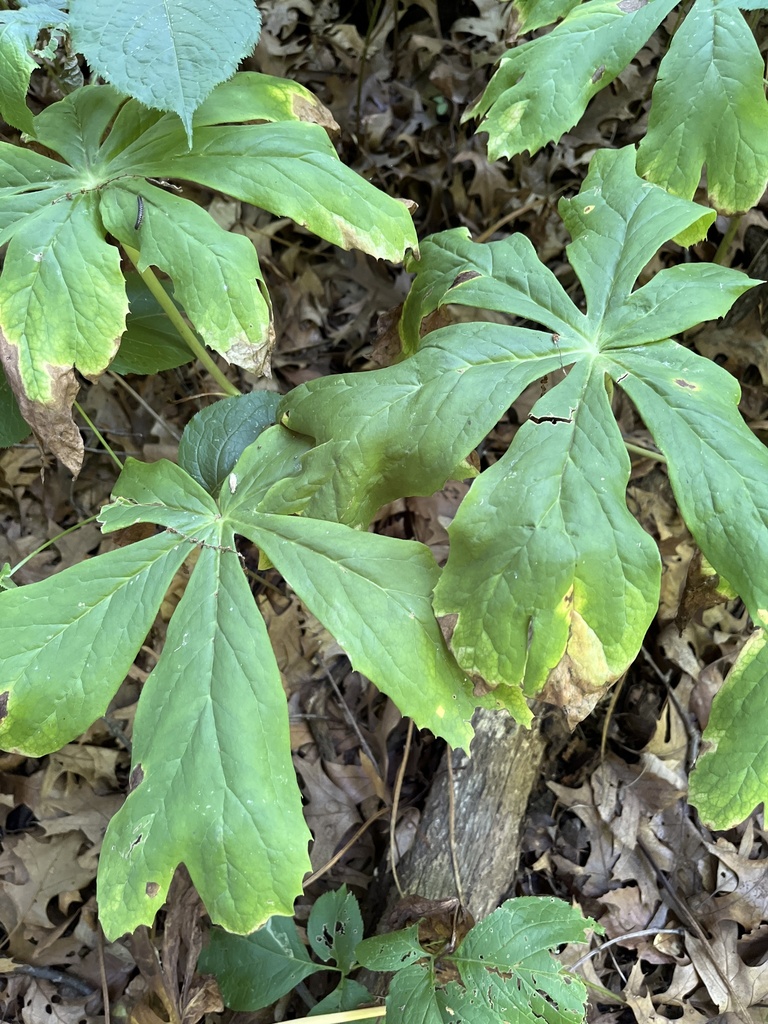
129,764,145,792
674,378,697,390
0,691,8,721
145,882,160,898
451,270,481,288
0,327,84,475
591,65,606,83
291,95,339,133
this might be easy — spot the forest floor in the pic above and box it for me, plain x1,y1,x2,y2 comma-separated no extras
2,2,768,1022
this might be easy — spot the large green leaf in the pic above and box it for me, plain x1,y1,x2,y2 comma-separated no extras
278,148,760,724
230,512,478,746
466,0,677,160
0,532,190,755
69,0,262,142
440,898,598,1024
689,629,768,828
98,539,311,940
0,76,416,471
0,1,67,134
637,0,768,213
199,918,325,1012
108,120,417,263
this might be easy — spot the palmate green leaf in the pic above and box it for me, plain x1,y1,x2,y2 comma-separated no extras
637,0,768,213
0,0,67,134
280,148,759,724
441,898,598,1024
387,964,444,1024
689,629,768,828
466,0,677,160
0,75,415,471
69,0,262,142
98,539,311,940
199,917,324,1012
0,532,190,756
230,512,478,746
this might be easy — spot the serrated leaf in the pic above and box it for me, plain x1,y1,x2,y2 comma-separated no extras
689,629,768,828
98,540,311,940
310,978,375,1018
387,963,444,1024
307,885,363,973
69,0,262,142
229,513,477,748
280,148,758,719
110,273,193,375
442,898,598,1024
100,184,273,373
467,0,677,160
0,1,67,134
637,0,768,213
0,361,29,445
109,120,418,263
356,924,426,972
199,918,324,1012
0,533,189,755
178,392,282,496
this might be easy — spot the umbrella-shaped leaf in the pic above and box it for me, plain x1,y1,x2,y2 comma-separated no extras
0,532,190,755
98,540,311,940
279,148,760,728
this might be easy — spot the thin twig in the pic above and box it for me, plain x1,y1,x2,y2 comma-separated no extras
569,928,684,971
74,401,124,472
323,665,379,768
97,927,111,1024
108,372,181,441
445,748,465,907
390,719,414,899
303,806,391,887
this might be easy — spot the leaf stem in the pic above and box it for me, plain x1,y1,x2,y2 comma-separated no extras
74,401,124,471
712,213,742,266
279,1008,386,1024
5,514,100,582
121,243,241,397
624,441,666,464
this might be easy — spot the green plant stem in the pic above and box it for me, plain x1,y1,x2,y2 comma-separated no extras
6,514,100,581
712,213,743,266
74,401,123,471
121,243,241,398
281,1008,386,1024
624,441,666,464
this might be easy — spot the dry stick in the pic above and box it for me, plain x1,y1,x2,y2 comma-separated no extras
445,748,465,908
97,928,111,1024
570,927,685,972
323,665,379,769
303,805,392,887
108,371,181,442
390,718,414,899
121,243,241,398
